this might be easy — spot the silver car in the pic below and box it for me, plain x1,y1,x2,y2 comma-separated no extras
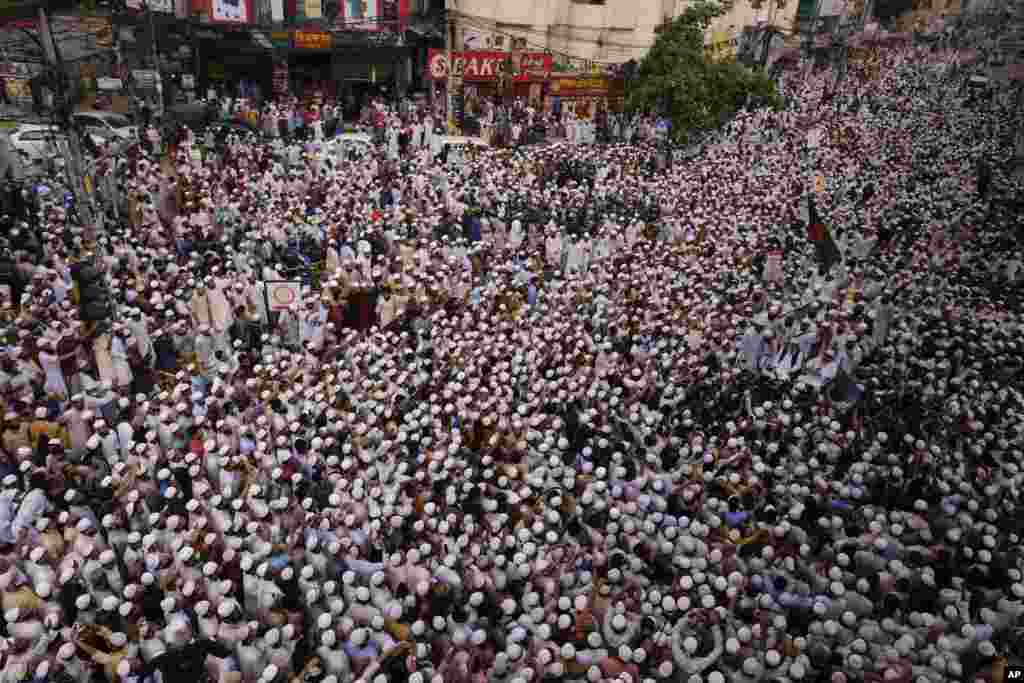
71,110,138,141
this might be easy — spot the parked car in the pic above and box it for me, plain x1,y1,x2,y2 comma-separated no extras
71,110,138,141
5,124,110,166
7,124,63,165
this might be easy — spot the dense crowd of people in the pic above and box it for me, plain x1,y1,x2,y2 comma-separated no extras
158,93,653,153
0,42,1022,683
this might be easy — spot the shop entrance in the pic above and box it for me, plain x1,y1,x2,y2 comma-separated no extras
339,80,393,122
290,53,336,101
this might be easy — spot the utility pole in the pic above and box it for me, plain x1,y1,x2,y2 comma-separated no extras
37,3,95,227
445,2,460,134
146,0,164,117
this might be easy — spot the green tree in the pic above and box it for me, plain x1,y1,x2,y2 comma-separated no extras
626,0,782,142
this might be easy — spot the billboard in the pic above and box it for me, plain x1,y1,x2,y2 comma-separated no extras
427,50,554,82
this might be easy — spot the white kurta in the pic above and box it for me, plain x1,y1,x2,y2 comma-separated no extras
38,351,68,397
191,289,233,331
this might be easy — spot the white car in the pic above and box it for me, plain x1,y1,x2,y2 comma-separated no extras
8,124,112,163
7,124,63,165
71,110,138,141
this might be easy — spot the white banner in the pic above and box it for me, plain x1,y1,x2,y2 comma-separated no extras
272,0,284,22
266,281,302,311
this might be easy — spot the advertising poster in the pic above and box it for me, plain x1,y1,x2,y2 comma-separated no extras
340,0,379,30
210,0,253,23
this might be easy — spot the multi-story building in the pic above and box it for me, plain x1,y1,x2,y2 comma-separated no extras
0,0,449,113
449,0,802,67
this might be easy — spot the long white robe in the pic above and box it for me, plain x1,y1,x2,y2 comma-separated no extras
190,289,233,332
509,220,525,250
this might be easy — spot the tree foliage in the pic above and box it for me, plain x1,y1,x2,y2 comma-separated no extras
625,1,782,142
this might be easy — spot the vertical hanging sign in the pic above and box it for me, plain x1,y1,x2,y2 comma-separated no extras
273,62,289,95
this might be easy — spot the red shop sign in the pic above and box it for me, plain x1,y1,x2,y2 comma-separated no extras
427,49,552,82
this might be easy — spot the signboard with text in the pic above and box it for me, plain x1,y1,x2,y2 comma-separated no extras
293,30,331,49
549,77,620,97
427,49,553,83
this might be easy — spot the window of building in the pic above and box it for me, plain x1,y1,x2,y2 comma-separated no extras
571,0,606,4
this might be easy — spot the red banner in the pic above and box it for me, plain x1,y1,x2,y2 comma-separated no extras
427,49,553,82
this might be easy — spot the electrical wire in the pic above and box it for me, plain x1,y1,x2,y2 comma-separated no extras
449,9,647,62
451,8,786,62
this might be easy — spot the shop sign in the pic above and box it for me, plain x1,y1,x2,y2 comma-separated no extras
97,77,124,90
427,50,552,82
270,30,290,47
293,30,331,49
550,77,610,97
181,74,195,89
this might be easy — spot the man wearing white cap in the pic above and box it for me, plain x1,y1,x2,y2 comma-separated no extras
139,625,234,683
59,395,92,459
